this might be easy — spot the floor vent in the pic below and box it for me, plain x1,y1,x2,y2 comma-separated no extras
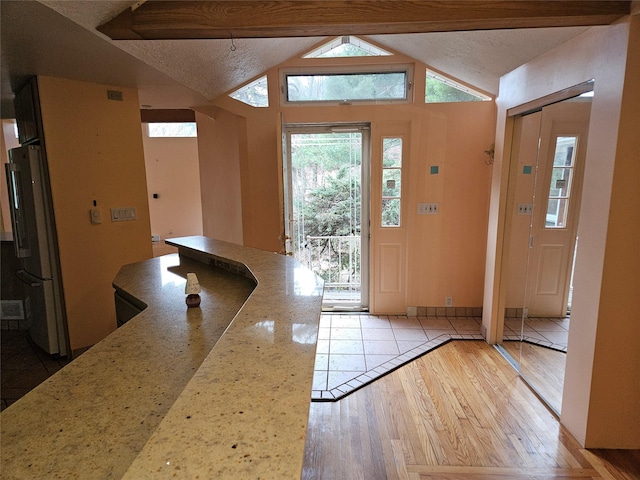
1,300,25,320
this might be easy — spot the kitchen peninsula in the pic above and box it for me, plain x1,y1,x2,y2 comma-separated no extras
1,236,324,479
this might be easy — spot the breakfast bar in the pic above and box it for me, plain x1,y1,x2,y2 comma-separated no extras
1,236,324,479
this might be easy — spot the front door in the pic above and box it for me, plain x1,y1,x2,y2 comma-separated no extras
527,100,591,317
283,124,370,310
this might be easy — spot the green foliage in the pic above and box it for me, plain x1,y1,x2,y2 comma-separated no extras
287,72,406,102
290,132,363,287
303,169,360,237
425,77,484,103
291,133,361,238
382,199,400,227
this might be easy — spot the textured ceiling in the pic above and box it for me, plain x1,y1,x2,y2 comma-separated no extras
369,27,590,95
1,0,591,114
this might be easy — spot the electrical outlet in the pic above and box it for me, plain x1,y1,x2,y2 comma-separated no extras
445,296,453,307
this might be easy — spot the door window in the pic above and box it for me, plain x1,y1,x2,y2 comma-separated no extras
545,136,578,228
381,137,403,227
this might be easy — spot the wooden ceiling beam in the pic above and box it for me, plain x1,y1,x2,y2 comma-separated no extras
97,1,631,40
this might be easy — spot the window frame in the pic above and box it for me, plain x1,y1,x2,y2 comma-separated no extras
280,64,414,107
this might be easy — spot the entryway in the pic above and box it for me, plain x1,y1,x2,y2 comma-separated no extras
283,124,370,311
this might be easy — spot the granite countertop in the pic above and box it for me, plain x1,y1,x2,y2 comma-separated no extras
1,236,324,479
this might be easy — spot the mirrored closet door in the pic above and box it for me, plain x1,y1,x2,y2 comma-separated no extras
498,84,592,415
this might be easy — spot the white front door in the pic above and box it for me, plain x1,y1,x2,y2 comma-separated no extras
527,100,591,317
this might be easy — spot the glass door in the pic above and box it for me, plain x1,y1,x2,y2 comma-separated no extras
284,124,370,310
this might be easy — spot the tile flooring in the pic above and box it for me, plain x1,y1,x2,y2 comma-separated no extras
1,329,70,411
312,314,484,401
503,316,570,352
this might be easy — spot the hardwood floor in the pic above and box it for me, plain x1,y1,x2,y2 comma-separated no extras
502,341,566,414
303,341,640,479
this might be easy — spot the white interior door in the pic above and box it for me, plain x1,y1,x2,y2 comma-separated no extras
527,100,591,317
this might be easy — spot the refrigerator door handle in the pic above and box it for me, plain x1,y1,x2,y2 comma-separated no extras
16,269,45,287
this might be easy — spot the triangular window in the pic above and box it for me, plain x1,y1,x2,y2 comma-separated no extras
425,71,491,103
230,75,269,107
304,36,392,58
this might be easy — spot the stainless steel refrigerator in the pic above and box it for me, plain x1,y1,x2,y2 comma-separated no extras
5,145,67,356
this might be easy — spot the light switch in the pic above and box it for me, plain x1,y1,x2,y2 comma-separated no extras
517,203,533,215
111,207,138,222
90,208,102,224
418,203,439,215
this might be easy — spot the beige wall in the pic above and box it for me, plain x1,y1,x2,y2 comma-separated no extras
142,125,203,257
484,16,640,447
194,109,244,246
588,14,640,447
406,102,494,308
38,76,152,351
203,49,495,311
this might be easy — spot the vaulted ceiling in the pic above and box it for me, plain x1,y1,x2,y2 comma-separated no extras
0,1,631,116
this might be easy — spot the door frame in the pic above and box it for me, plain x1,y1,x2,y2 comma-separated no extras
282,122,371,311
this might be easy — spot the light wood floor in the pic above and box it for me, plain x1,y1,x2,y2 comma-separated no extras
502,341,566,414
303,341,640,479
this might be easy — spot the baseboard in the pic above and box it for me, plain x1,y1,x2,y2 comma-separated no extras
407,306,482,317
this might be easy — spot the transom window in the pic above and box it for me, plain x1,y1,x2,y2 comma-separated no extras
425,70,491,103
303,36,392,58
229,75,269,108
282,65,412,105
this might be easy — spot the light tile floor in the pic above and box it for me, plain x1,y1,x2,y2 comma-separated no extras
503,316,570,352
312,314,484,401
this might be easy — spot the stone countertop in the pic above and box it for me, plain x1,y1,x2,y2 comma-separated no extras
1,236,324,479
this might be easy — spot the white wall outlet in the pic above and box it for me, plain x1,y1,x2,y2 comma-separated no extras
517,203,533,215
151,235,161,243
445,296,453,307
